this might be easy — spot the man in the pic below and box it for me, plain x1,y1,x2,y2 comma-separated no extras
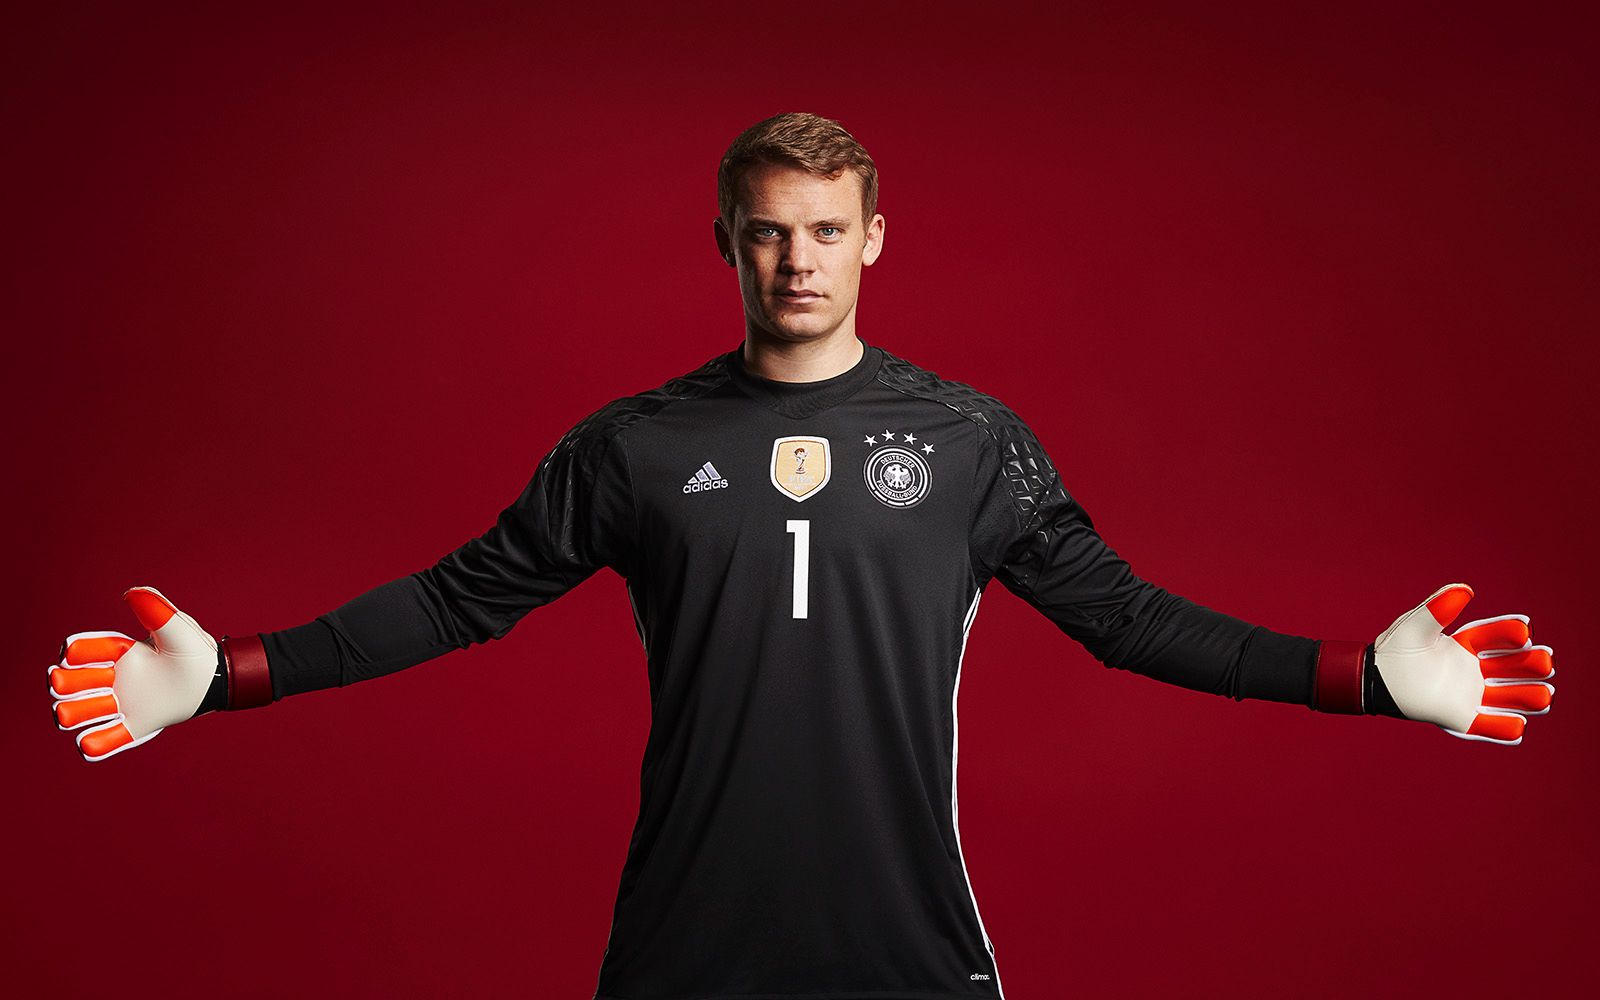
48,112,1556,1000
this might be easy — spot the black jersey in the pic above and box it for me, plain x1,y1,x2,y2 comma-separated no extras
260,339,1335,999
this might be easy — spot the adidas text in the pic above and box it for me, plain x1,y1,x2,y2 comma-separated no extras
684,461,730,494
684,479,730,493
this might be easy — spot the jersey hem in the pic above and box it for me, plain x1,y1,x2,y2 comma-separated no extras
595,991,998,1000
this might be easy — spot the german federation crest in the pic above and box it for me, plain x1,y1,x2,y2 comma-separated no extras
864,445,931,508
770,436,831,501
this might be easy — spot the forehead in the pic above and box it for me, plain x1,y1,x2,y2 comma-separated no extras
735,161,862,223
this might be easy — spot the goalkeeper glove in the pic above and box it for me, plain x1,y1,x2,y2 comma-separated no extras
49,587,271,761
1372,583,1555,745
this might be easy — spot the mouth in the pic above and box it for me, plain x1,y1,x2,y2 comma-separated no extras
776,290,823,303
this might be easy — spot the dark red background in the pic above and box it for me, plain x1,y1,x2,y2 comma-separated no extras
5,2,1596,997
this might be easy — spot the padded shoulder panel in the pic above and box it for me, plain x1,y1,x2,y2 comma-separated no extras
875,348,1062,530
545,352,732,461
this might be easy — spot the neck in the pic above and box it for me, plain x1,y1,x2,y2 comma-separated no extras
741,328,865,383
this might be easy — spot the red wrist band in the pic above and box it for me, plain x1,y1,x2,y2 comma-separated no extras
222,634,274,710
1314,639,1367,714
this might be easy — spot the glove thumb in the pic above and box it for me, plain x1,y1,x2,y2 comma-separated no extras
123,586,217,658
1375,582,1475,653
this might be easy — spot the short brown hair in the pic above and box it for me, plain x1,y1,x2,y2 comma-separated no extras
717,112,879,229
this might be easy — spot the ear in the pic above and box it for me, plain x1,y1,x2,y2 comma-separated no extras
862,213,885,267
712,217,735,267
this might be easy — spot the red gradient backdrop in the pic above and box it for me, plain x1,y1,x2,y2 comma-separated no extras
5,3,1596,997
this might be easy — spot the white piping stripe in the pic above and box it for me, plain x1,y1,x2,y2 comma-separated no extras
626,582,648,657
951,586,1004,998
596,585,650,998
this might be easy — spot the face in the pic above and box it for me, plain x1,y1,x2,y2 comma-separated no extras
714,161,885,346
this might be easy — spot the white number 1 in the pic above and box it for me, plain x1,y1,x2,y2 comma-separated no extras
786,519,810,619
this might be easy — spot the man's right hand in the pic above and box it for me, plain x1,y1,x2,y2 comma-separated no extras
50,587,221,762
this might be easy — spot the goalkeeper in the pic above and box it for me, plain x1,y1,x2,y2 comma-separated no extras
46,111,1557,1000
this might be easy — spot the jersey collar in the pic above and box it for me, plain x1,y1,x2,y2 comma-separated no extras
724,339,885,419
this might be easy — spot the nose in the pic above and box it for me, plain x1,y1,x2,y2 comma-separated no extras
780,237,815,275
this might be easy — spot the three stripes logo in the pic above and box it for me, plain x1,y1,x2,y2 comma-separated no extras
683,461,730,494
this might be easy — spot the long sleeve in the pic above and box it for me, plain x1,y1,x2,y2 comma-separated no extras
967,402,1322,706
259,400,638,699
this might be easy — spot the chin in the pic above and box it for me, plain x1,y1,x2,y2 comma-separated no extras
765,314,831,339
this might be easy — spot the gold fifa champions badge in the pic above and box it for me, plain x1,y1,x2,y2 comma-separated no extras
769,436,831,501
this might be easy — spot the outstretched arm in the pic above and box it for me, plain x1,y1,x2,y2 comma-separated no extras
261,411,635,699
968,403,1554,744
49,401,638,761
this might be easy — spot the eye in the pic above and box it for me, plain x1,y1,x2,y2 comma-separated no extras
819,227,840,238
755,227,779,238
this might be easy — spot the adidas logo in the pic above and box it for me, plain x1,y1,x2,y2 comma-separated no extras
682,461,730,494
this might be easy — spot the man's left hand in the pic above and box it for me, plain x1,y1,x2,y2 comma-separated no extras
1373,583,1555,745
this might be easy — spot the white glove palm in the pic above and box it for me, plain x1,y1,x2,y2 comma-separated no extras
50,587,218,762
1374,583,1555,745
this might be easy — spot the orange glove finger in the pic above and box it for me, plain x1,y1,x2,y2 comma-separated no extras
77,720,136,761
124,587,178,631
62,632,138,665
49,665,115,697
1464,712,1525,744
1424,584,1475,626
55,693,119,730
1481,683,1554,716
1451,615,1531,654
1479,645,1554,680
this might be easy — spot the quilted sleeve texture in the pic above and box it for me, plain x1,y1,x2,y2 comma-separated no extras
969,397,1320,705
261,399,638,697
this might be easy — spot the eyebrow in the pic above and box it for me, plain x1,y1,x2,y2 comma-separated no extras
745,217,852,229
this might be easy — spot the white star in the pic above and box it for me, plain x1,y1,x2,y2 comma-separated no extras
922,443,935,454
903,432,917,444
863,434,877,445
883,429,896,440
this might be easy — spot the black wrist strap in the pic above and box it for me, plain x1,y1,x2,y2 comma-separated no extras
1363,643,1407,718
195,645,229,716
